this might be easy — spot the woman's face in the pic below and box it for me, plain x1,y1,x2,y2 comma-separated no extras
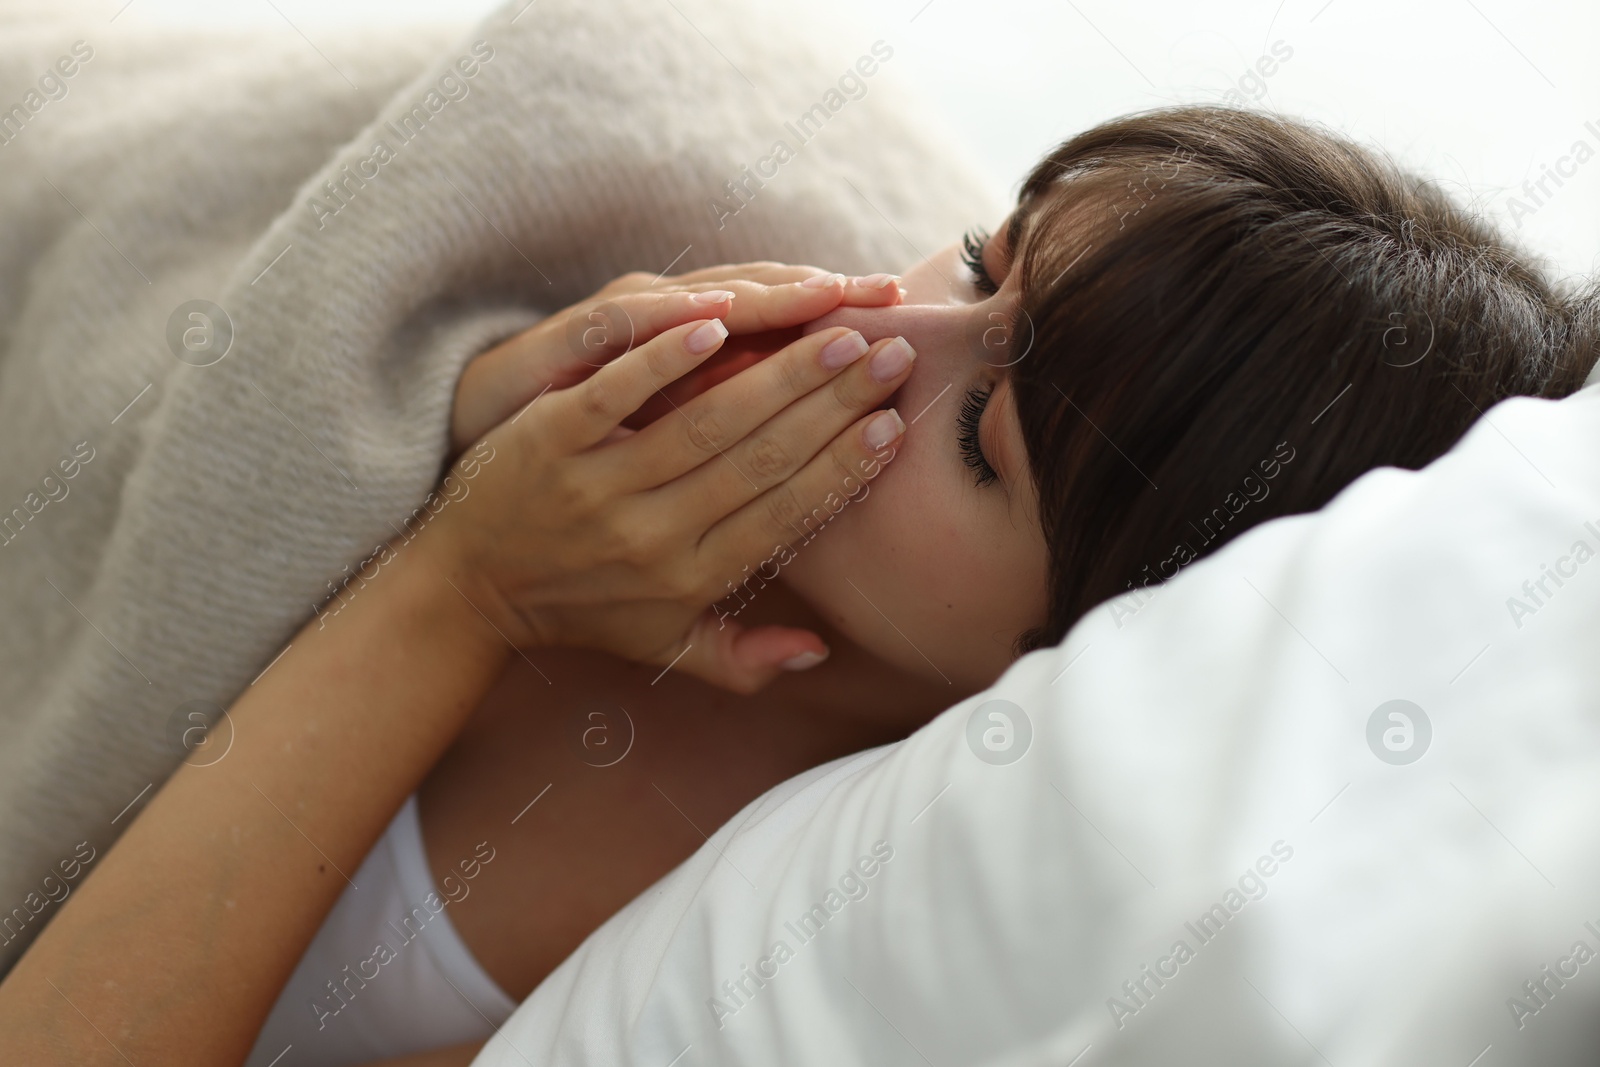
781,211,1052,693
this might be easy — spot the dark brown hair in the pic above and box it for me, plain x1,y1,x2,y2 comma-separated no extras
1006,105,1600,648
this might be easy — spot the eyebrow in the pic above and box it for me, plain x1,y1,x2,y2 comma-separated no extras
985,380,1026,491
1004,204,1030,271
1000,193,1041,276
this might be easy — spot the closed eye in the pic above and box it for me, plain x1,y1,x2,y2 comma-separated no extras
957,385,998,487
961,227,999,297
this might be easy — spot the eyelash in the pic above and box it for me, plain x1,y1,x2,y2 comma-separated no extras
957,386,999,487
961,227,1000,296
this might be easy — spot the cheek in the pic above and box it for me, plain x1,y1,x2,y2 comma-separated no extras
779,441,934,633
779,436,1044,686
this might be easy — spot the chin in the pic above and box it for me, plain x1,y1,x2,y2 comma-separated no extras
782,559,1012,694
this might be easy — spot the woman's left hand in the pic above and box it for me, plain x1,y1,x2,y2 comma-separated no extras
449,261,903,455
429,304,914,695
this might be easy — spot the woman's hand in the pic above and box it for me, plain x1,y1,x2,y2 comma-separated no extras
449,262,903,456
427,299,916,694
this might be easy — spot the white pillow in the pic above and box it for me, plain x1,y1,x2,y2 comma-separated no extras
477,384,1600,1066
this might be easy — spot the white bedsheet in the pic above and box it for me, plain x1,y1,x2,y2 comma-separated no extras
476,384,1600,1066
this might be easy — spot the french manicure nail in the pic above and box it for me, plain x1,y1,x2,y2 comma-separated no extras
867,336,915,382
853,273,900,289
863,408,906,451
801,273,845,289
781,649,829,671
685,318,728,354
819,330,869,369
692,289,736,304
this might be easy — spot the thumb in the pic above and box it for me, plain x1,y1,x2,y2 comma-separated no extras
663,609,830,695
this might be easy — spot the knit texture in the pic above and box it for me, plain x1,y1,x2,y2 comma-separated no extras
0,0,997,972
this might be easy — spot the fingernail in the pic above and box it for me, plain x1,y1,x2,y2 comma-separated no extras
867,336,915,382
692,289,736,304
819,330,869,369
863,408,906,450
853,273,900,289
781,649,829,671
685,318,728,354
801,273,844,289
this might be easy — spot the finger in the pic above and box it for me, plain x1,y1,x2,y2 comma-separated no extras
561,288,739,368
671,335,915,516
649,267,902,313
701,403,907,576
658,261,829,287
598,262,816,299
607,326,872,487
653,276,850,334
659,262,903,304
663,274,906,327
452,290,738,452
543,318,729,451
618,330,795,433
656,610,830,695
841,273,905,306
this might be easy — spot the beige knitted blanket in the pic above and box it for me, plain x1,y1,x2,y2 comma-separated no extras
0,0,996,972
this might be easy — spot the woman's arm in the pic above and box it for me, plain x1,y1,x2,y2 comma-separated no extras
0,525,508,1065
0,273,910,1066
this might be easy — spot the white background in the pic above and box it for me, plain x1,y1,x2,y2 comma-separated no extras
109,0,1600,281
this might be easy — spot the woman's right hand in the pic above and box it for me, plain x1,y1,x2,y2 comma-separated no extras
449,262,903,457
423,304,916,694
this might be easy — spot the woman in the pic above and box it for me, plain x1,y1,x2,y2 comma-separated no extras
1,106,1593,1067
